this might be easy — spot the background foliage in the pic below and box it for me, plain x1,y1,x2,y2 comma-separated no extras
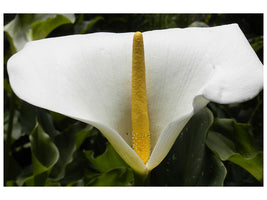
4,14,263,186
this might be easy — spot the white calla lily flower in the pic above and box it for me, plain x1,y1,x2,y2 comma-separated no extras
7,24,263,175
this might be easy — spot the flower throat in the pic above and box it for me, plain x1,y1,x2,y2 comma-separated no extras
131,32,150,164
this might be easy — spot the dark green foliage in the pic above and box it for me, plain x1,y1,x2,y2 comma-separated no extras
4,14,263,186
206,119,263,182
151,108,227,186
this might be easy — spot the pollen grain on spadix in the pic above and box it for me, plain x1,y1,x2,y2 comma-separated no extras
131,32,150,164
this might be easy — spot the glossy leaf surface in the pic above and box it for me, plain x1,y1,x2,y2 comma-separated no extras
206,119,263,182
4,14,75,52
151,108,227,186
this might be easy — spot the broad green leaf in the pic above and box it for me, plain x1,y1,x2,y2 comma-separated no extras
84,143,129,173
195,149,227,186
60,151,90,185
31,152,48,175
151,108,227,186
49,111,70,128
50,123,90,180
19,101,37,135
82,139,134,186
4,14,75,52
37,110,61,138
45,180,60,186
75,126,94,150
224,161,262,186
59,128,107,185
24,171,48,186
85,168,134,186
24,172,60,186
229,152,263,182
31,14,75,40
20,102,62,137
206,119,263,182
26,122,59,185
16,165,32,186
30,123,59,172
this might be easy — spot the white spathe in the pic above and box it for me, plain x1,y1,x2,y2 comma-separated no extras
7,24,263,174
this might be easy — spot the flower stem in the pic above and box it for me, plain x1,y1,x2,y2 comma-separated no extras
133,171,150,186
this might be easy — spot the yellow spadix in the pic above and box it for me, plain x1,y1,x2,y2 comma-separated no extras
131,32,150,164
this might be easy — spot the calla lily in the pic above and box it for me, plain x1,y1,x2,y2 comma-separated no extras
7,24,263,175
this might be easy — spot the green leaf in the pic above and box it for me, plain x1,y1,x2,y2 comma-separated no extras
26,122,59,185
151,108,227,186
31,152,48,175
19,101,37,135
224,162,262,186
75,126,94,150
249,36,263,52
59,127,104,185
5,180,16,186
206,119,263,182
229,152,263,182
84,143,129,173
24,171,48,186
85,168,134,186
37,110,60,138
4,14,75,52
24,172,60,186
16,165,32,186
60,151,90,185
31,14,75,40
195,149,227,186
50,123,90,180
30,123,59,172
82,141,134,186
